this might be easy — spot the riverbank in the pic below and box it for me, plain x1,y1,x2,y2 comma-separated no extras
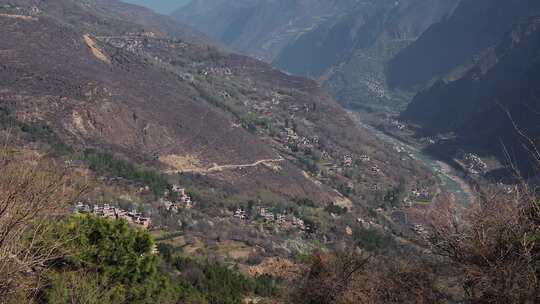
436,160,473,203
350,112,473,204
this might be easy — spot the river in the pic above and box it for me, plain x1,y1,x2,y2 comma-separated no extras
355,117,472,204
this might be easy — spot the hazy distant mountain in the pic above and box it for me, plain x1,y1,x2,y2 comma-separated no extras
173,0,360,61
174,0,458,111
122,0,190,14
275,0,456,77
278,0,459,110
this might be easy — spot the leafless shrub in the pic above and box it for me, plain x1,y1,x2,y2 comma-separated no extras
290,248,444,304
44,270,124,304
289,249,371,304
427,186,540,303
368,259,440,304
0,147,81,301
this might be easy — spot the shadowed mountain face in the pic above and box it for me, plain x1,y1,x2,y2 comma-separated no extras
402,15,540,170
386,0,540,90
1,0,428,207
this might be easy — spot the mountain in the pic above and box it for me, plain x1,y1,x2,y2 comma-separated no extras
173,0,360,61
6,1,540,303
402,14,540,170
387,0,540,90
174,0,458,111
274,0,457,77
1,0,431,221
293,0,459,110
122,0,190,14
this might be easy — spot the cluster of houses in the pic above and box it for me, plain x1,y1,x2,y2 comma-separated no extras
461,153,488,175
342,155,353,167
74,202,151,229
358,217,392,234
394,144,407,154
390,119,406,130
370,165,381,174
161,185,195,213
401,188,433,207
326,152,374,171
359,154,371,162
98,32,171,55
240,91,283,118
321,152,379,178
251,102,274,116
270,92,284,105
233,207,310,232
365,77,388,98
410,188,433,202
280,127,320,151
200,67,233,76
0,4,40,16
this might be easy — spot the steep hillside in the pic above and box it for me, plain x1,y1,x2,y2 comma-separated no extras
122,0,190,14
317,0,459,110
402,16,540,170
173,0,359,61
275,0,456,77
175,0,458,112
387,0,540,90
1,0,435,254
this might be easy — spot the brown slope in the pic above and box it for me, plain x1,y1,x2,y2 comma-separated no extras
0,0,430,208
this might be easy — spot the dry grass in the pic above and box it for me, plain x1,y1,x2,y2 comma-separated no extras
244,257,303,279
159,154,204,173
333,195,353,209
212,240,253,260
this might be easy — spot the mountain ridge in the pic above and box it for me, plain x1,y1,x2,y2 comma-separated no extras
1,0,429,211
402,13,540,171
174,0,460,111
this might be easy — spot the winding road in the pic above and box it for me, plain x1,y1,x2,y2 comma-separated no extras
205,158,284,172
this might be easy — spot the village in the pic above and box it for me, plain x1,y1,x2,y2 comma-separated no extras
189,62,397,191
160,184,196,213
74,202,152,229
73,183,197,230
459,152,488,175
232,206,311,233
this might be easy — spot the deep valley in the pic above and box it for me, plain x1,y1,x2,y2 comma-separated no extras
2,0,540,303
